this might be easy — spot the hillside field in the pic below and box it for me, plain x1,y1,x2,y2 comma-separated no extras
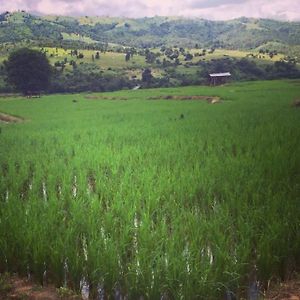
0,80,300,298
0,45,286,65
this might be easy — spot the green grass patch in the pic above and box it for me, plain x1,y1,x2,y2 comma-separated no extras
61,33,98,44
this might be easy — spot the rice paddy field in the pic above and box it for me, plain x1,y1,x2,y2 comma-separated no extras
0,80,300,299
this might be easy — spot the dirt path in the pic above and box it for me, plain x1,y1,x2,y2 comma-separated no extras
0,112,24,124
147,95,222,103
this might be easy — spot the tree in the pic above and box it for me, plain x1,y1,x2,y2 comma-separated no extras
184,53,193,61
145,51,156,64
142,68,153,83
5,48,51,95
125,52,131,62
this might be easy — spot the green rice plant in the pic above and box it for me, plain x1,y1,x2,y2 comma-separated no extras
0,79,299,298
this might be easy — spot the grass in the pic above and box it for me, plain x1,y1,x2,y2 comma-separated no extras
41,47,147,70
61,33,98,44
0,80,300,298
0,45,286,69
205,49,284,62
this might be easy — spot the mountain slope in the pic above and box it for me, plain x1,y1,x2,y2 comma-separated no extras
0,11,300,55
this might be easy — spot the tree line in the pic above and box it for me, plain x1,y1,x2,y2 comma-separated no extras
1,48,300,95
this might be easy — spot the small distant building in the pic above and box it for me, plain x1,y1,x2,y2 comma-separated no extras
209,72,231,86
132,85,141,90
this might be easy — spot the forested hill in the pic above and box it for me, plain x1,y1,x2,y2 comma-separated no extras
0,11,300,54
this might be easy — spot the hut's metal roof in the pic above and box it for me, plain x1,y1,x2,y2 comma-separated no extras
209,72,231,77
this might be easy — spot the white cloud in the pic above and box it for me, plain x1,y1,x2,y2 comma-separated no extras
0,0,299,21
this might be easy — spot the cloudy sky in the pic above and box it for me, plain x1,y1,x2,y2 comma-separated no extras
1,0,300,21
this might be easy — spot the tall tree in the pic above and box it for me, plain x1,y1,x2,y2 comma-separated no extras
142,68,153,83
5,48,51,95
125,52,131,62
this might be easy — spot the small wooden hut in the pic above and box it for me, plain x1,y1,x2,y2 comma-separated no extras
209,72,231,86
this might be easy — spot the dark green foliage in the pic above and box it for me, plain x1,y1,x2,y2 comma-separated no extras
184,53,193,61
0,12,9,22
50,66,136,93
141,68,153,83
164,48,179,60
0,63,13,92
270,61,300,78
70,49,78,56
125,52,131,62
196,58,300,83
5,48,51,94
145,50,157,64
235,58,265,78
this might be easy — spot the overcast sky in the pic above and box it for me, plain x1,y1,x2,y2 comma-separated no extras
1,0,300,21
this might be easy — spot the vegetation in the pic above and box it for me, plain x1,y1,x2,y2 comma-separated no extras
0,12,300,56
0,273,12,296
0,12,299,94
4,48,51,95
0,44,298,93
0,10,300,298
0,80,299,298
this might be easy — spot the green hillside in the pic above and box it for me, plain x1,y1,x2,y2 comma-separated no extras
1,11,300,56
0,11,299,93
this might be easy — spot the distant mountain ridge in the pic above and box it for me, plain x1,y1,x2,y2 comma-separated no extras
1,11,300,55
